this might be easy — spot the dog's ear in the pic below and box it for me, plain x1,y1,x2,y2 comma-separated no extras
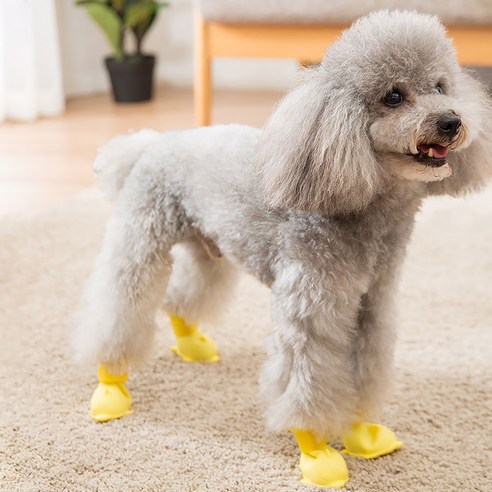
255,69,381,215
428,72,492,196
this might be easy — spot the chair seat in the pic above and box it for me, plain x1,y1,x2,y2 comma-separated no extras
198,0,492,26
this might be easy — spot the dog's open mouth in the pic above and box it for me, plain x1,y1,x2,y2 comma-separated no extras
410,144,449,167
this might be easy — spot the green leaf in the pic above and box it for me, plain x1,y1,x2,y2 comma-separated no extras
124,4,154,28
132,10,156,42
84,3,123,59
76,0,105,5
131,2,168,42
110,0,123,10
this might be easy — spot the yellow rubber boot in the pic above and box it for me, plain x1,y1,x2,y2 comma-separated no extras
291,429,348,488
342,422,403,459
89,364,133,422
169,314,219,363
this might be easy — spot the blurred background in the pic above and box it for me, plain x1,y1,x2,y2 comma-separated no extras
1,0,491,216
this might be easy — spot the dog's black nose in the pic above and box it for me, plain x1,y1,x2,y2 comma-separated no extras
437,113,462,138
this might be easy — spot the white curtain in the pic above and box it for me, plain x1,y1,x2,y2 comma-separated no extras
0,0,64,122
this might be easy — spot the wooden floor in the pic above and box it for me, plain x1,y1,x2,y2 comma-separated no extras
0,87,282,217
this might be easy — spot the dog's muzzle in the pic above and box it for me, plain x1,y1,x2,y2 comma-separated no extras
408,111,463,168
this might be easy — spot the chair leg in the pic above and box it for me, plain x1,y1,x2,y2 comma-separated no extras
298,60,319,68
194,13,212,126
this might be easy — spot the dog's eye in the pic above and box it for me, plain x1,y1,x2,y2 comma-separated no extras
384,90,403,107
435,83,444,94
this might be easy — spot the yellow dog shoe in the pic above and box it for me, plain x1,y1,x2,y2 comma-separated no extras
171,330,220,362
342,422,403,459
89,364,133,422
292,429,348,488
169,314,219,363
299,446,349,488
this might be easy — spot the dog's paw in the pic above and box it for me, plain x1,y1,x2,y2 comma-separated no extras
291,429,348,488
171,330,220,363
342,423,403,459
169,314,219,363
299,445,348,488
89,365,133,422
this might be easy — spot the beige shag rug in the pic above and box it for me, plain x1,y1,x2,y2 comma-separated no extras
1,186,491,492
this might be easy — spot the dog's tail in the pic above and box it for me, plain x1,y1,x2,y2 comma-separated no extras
94,129,159,201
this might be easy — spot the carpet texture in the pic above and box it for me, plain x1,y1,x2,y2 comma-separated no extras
1,187,491,492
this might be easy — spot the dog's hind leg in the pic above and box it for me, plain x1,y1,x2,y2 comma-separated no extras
73,172,186,422
164,236,238,362
341,260,403,459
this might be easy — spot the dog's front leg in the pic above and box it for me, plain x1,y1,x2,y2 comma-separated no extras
341,258,403,460
260,262,367,487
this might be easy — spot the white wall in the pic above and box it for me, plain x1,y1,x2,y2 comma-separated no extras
56,0,298,97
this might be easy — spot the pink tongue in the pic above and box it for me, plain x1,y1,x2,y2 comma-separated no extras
418,144,449,159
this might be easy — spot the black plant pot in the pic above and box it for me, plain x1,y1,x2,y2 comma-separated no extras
105,55,155,103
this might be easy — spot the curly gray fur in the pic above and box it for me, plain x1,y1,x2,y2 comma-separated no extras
74,10,492,439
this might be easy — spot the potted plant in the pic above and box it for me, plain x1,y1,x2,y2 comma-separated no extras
76,0,168,103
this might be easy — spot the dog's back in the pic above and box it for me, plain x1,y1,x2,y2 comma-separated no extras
94,125,260,204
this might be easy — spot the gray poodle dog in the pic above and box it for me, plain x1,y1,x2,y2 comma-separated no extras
74,10,492,488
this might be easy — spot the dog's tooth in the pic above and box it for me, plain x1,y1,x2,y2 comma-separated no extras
428,148,434,158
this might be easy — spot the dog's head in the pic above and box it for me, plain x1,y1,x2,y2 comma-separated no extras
255,10,492,215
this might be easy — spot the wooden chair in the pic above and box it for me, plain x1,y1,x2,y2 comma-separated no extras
194,1,492,126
